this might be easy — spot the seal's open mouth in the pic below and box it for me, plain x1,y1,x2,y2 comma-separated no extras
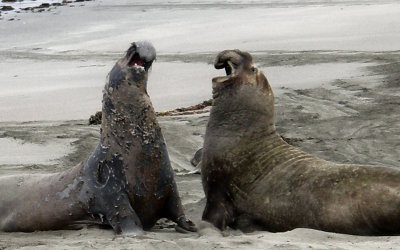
211,62,237,99
125,41,156,72
212,62,234,86
128,53,147,72
129,53,145,68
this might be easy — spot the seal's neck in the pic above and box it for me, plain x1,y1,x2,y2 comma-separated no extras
100,79,158,152
210,85,276,138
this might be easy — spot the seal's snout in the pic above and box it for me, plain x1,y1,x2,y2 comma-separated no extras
214,49,241,76
211,49,273,99
212,49,255,87
108,41,156,90
125,41,156,71
214,49,253,76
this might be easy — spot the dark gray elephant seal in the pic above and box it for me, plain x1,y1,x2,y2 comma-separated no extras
200,49,400,235
0,41,196,235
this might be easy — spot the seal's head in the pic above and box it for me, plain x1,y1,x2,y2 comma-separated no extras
212,50,271,97
101,41,157,137
210,49,275,130
107,41,156,91
125,41,156,71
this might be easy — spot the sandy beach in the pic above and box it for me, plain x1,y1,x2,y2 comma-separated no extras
1,0,400,249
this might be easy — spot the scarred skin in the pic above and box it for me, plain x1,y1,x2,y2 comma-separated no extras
201,49,400,235
0,41,196,235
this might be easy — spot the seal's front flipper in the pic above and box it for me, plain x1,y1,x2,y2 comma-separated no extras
105,195,144,236
163,191,197,233
202,199,234,231
107,208,144,236
233,214,264,233
117,214,144,236
175,215,197,233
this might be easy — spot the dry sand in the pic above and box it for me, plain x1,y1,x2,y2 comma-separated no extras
1,53,399,249
1,0,400,249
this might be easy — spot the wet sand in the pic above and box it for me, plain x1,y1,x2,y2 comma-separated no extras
1,0,400,249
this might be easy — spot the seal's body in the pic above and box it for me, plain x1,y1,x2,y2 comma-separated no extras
201,49,400,235
0,41,196,235
0,166,87,231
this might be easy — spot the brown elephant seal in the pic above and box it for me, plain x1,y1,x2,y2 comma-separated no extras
200,49,400,235
0,41,196,235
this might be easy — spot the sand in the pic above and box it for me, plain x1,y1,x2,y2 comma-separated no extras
0,0,400,249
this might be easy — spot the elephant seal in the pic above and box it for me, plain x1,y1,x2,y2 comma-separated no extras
0,41,196,235
200,49,400,235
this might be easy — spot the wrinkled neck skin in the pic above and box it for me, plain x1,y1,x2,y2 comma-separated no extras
202,82,281,207
101,63,156,150
98,62,170,185
208,84,276,139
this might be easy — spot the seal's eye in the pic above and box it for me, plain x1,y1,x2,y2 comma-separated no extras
251,66,257,73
